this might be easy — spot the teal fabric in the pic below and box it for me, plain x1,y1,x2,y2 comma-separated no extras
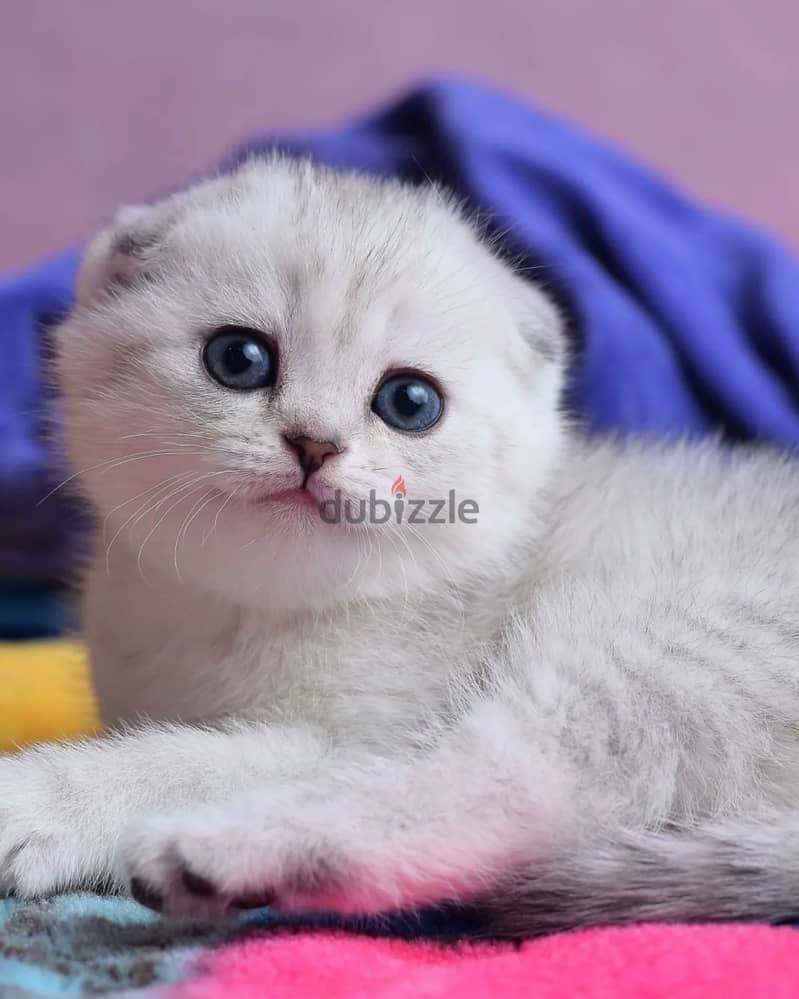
0,894,225,997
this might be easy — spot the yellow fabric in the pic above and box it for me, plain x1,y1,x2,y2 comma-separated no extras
0,641,100,751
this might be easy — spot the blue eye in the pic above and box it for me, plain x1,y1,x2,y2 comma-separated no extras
372,373,443,432
203,327,275,390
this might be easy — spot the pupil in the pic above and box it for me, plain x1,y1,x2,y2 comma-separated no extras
226,340,260,374
395,382,426,416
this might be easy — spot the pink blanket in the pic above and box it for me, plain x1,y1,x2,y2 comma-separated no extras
163,924,799,998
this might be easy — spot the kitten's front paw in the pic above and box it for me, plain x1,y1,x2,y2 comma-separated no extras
0,751,116,897
118,793,396,918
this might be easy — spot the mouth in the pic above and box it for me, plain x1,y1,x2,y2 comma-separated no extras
248,487,321,512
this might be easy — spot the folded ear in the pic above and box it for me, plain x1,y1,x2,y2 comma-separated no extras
510,273,570,368
76,205,162,306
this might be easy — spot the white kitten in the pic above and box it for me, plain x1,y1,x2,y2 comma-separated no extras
3,156,799,934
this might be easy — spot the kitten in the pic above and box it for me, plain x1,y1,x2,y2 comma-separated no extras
3,155,799,935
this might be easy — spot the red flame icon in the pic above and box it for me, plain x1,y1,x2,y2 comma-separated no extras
391,475,407,498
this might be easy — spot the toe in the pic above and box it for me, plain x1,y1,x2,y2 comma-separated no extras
230,889,275,910
181,867,217,899
129,876,164,911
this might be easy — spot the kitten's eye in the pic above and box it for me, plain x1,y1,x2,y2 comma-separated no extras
372,373,443,432
203,327,276,391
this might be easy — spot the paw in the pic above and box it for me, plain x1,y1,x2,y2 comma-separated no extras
0,750,116,897
117,791,399,918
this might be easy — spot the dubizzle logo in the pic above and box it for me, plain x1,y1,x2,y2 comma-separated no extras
318,474,479,525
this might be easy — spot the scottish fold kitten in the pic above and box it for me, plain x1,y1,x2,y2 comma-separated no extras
3,156,799,935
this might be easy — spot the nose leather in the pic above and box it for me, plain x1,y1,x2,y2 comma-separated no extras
284,434,341,478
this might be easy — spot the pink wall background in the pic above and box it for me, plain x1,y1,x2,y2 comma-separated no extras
3,0,798,271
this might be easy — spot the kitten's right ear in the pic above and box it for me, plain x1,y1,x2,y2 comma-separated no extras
76,205,162,306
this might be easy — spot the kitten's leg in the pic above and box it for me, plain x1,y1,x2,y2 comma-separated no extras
0,721,333,897
118,700,583,916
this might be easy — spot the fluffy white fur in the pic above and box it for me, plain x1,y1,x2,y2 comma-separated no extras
3,157,799,934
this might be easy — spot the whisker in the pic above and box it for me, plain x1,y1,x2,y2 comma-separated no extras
104,472,203,574
103,471,196,538
202,486,240,546
173,488,223,583
38,449,220,505
134,472,230,579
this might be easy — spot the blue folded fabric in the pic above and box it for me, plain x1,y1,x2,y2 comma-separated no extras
4,77,799,587
0,253,85,586
0,587,77,639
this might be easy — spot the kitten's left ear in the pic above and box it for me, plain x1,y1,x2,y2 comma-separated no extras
76,205,163,306
510,276,569,367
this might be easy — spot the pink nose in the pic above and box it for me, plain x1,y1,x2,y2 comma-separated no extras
283,434,341,478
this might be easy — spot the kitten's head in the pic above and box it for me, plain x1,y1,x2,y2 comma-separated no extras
56,157,567,610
